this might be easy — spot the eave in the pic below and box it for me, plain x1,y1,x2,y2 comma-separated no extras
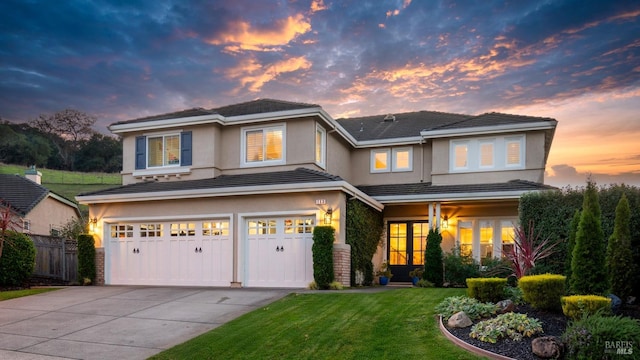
420,121,557,139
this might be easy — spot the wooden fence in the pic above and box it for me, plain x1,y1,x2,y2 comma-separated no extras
30,235,78,283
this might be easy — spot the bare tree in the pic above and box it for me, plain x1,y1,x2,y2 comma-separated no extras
32,109,96,143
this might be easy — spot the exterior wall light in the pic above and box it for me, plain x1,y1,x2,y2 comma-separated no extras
89,217,98,233
324,208,333,225
441,215,449,230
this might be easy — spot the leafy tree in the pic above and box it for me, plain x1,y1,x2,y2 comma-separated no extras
74,133,122,173
423,228,443,286
571,180,608,295
0,200,21,260
606,194,635,300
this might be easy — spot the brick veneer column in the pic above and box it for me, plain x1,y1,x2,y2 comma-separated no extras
94,247,105,286
333,243,351,287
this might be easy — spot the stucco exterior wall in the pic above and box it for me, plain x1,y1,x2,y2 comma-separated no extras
348,143,427,186
25,196,79,236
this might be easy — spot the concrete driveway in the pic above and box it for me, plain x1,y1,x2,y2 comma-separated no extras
0,286,290,360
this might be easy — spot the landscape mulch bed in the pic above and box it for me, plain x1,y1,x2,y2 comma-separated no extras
446,303,640,360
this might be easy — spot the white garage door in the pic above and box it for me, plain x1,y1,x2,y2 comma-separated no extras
245,217,315,288
107,220,232,286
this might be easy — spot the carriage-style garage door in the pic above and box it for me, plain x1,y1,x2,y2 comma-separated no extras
245,216,315,288
107,220,232,286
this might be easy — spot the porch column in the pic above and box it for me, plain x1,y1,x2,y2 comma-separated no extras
428,202,442,229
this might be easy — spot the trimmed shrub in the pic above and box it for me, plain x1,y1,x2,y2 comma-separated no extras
415,279,434,288
423,228,443,286
435,296,499,321
563,312,640,359
519,274,566,311
0,231,36,286
312,226,335,289
504,285,525,305
466,277,507,303
77,234,96,285
561,295,612,320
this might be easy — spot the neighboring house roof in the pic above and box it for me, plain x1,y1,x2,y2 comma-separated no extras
357,180,557,203
110,108,218,126
0,174,79,216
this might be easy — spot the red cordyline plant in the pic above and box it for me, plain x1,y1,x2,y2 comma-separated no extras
508,220,558,279
0,199,21,260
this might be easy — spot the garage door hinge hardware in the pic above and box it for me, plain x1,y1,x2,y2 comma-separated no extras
195,247,202,253
276,246,284,252
132,248,140,254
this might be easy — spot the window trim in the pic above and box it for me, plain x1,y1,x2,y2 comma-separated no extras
241,123,286,167
392,147,413,172
449,135,526,173
147,133,181,168
456,217,518,263
505,135,525,168
315,124,326,169
451,140,469,171
478,139,495,169
370,149,391,173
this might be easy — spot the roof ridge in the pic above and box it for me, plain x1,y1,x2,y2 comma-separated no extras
476,111,556,122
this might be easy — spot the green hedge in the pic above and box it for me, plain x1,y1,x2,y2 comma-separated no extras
312,226,335,289
345,199,382,286
0,231,36,286
77,234,96,285
466,277,507,303
519,274,566,311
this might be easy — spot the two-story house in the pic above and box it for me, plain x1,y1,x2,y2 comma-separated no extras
76,99,556,288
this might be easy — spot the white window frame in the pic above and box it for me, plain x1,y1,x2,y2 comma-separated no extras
241,123,286,167
315,124,326,168
449,135,526,172
478,139,495,169
456,217,518,263
451,141,469,170
505,135,525,168
392,147,413,172
370,149,391,173
147,132,181,168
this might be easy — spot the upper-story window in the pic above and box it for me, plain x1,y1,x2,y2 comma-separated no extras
135,131,192,170
242,124,285,166
450,135,525,172
371,147,413,173
315,124,326,168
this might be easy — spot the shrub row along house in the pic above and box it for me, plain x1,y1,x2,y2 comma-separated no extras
76,99,557,288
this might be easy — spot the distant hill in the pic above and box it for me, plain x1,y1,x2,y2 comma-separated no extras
0,163,121,206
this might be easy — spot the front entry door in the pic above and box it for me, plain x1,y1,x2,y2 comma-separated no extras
387,221,429,282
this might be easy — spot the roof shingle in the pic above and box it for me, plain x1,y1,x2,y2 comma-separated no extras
0,174,49,215
357,180,556,198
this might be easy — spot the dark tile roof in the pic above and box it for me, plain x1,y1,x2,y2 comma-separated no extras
357,180,557,198
337,111,469,141
0,174,49,215
212,99,319,117
435,112,557,130
110,99,320,128
78,168,343,197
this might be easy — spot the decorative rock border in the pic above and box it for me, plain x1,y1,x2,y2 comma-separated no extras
438,316,516,360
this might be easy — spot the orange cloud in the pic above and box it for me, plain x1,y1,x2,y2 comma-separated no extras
206,14,311,52
225,56,312,92
310,0,327,13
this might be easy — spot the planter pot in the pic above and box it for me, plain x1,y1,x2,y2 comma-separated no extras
379,276,389,285
412,276,420,286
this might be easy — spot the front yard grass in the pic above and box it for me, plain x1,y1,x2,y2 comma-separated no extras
0,288,60,301
150,287,483,360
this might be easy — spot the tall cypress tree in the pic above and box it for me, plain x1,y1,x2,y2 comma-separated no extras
606,194,635,300
423,228,443,287
565,210,580,292
571,180,608,295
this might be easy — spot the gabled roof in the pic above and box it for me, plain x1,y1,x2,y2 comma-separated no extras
110,108,218,126
212,99,320,117
0,174,58,215
357,180,557,203
79,167,342,197
336,111,469,141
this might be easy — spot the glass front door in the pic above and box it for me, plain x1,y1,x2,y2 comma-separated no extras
387,221,429,282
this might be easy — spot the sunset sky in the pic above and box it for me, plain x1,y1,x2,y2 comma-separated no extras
1,0,638,188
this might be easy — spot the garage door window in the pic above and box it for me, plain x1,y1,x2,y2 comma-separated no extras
140,224,163,237
202,221,229,236
110,224,133,238
171,223,195,236
248,220,277,235
284,218,314,234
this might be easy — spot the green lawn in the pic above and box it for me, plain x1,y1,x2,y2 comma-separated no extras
0,288,60,301
150,287,484,360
